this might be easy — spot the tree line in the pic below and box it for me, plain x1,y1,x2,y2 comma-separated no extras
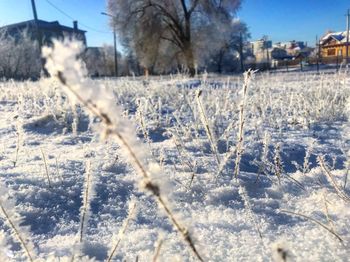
107,0,249,76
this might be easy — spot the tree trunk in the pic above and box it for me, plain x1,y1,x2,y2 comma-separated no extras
184,42,195,77
183,15,195,77
217,50,225,74
144,67,149,78
186,51,195,77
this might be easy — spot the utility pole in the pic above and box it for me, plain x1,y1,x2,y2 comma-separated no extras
101,12,118,77
239,32,244,72
113,25,118,77
346,9,350,64
318,35,322,72
31,0,40,47
316,35,319,73
31,0,38,21
31,0,45,75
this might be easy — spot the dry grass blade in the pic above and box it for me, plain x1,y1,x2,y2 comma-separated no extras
238,185,264,241
318,156,350,202
153,238,164,262
0,202,34,262
273,144,282,185
107,202,136,262
323,194,335,231
171,133,196,187
234,69,255,179
344,168,349,190
234,108,244,179
55,156,64,184
216,146,236,179
79,161,92,243
279,209,344,243
56,71,204,262
147,184,204,261
284,173,306,191
40,148,52,188
195,89,220,166
13,129,20,167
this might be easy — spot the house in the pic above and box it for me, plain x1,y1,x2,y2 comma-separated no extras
270,47,293,60
320,31,349,58
0,19,86,46
274,40,306,55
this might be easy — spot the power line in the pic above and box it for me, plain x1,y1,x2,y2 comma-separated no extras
44,0,110,34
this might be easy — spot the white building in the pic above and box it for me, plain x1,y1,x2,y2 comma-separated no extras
250,38,272,63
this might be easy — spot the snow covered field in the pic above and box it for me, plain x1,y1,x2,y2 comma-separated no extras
0,45,350,261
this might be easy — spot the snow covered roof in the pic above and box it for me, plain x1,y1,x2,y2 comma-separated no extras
0,19,87,46
0,19,86,34
321,31,349,44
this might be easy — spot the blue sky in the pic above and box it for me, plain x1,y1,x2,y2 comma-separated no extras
0,0,349,47
238,0,349,45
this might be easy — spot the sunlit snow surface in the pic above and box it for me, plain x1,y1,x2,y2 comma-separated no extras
0,71,350,261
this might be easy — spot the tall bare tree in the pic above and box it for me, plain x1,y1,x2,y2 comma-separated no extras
107,0,243,76
203,19,249,73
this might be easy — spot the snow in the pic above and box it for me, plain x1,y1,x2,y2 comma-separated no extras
0,45,350,261
321,30,350,44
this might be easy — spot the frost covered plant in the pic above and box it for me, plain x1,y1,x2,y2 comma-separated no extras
78,160,94,243
195,89,220,165
234,69,256,179
322,193,336,231
171,131,197,186
43,40,203,261
136,98,151,146
107,200,136,262
254,132,272,182
343,157,349,189
0,184,36,261
261,132,270,168
318,155,350,203
13,116,24,167
152,233,164,262
302,143,314,174
55,156,64,184
216,145,236,179
273,143,283,185
238,185,263,242
70,160,96,260
71,104,80,136
279,209,343,243
40,148,52,188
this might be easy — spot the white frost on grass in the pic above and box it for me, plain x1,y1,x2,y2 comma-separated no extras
0,183,36,261
0,230,12,262
0,54,349,260
43,40,167,187
43,40,201,260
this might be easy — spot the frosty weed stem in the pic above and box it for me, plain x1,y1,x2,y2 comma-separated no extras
51,64,203,261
